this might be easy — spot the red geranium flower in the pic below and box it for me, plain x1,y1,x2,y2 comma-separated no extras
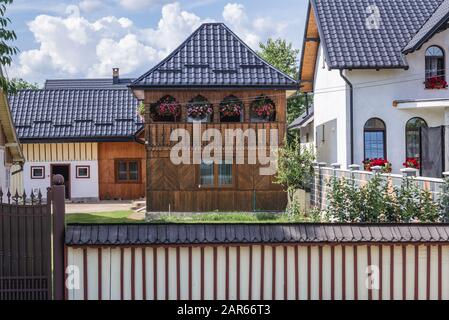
403,157,420,170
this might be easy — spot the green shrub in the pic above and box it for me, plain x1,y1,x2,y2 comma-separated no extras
324,173,442,223
439,177,449,222
276,137,315,202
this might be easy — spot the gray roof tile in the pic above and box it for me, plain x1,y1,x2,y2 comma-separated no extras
403,0,449,53
311,0,445,69
45,78,133,90
131,23,298,89
66,224,449,246
9,89,142,141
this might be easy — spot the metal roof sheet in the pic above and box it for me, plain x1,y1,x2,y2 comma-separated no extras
9,89,142,141
66,224,449,246
131,23,298,89
311,0,445,69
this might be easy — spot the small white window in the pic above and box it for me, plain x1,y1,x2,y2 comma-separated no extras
76,166,90,179
31,166,45,179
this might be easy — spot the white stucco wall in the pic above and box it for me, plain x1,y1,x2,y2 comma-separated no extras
22,160,99,200
313,29,449,173
313,45,349,166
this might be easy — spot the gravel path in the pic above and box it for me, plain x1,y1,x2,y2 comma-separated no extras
66,201,133,214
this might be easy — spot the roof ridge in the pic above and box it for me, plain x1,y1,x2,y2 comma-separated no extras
130,23,207,86
218,23,298,83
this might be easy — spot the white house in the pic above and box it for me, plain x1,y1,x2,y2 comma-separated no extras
299,0,449,177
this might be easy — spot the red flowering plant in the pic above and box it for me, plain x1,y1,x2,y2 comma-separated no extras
425,76,448,89
220,97,243,121
403,157,420,170
363,158,392,173
153,96,181,121
251,96,275,121
187,96,213,119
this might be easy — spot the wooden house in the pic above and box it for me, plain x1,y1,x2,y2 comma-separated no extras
130,23,298,212
0,68,24,196
9,71,146,201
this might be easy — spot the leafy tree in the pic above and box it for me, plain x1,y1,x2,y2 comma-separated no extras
258,38,310,125
276,137,315,203
0,0,19,94
11,78,39,90
258,38,299,78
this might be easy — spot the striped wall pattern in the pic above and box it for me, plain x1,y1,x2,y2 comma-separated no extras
9,164,23,194
23,143,98,162
66,244,449,300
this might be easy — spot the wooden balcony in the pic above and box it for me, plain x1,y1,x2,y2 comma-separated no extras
146,122,286,149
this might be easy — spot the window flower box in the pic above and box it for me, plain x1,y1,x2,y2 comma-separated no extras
363,158,392,173
251,97,276,122
152,96,181,122
187,96,213,122
425,76,448,89
220,103,243,122
403,157,420,170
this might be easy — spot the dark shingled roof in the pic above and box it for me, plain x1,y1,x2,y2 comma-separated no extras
66,224,449,246
130,23,298,89
45,78,134,90
289,106,314,130
9,89,142,142
403,0,449,53
311,0,446,69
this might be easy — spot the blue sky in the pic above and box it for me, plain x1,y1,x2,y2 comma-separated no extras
6,0,309,84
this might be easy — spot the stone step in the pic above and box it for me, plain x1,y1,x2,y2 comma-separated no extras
131,200,146,211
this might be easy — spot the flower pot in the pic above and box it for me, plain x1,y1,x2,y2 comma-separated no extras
188,114,211,123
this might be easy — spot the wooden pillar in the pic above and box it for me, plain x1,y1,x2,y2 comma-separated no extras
52,175,66,300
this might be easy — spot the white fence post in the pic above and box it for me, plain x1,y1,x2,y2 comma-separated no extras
401,168,418,178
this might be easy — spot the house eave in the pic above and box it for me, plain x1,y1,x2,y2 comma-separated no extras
129,84,299,91
19,136,139,144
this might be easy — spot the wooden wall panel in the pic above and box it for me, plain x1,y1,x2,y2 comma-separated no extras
23,143,98,162
145,89,288,212
147,157,287,211
98,142,146,200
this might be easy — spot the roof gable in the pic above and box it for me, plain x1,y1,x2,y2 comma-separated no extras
131,23,298,89
403,0,449,54
9,89,142,142
309,0,444,70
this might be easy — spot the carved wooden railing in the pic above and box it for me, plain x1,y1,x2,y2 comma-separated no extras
146,122,286,149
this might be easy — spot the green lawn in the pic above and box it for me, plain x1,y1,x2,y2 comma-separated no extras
66,211,141,224
66,211,311,224
151,212,311,224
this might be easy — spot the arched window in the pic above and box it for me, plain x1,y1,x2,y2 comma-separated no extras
219,95,244,123
250,96,276,122
406,117,427,161
187,95,213,123
364,118,386,160
425,46,446,89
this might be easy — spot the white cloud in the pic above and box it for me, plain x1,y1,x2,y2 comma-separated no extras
10,2,207,83
222,3,289,49
79,0,104,12
9,2,297,84
118,0,170,11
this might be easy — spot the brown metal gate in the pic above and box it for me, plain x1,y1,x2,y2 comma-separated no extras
0,189,52,300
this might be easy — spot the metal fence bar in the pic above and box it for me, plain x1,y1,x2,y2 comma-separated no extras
310,165,446,212
0,187,54,300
